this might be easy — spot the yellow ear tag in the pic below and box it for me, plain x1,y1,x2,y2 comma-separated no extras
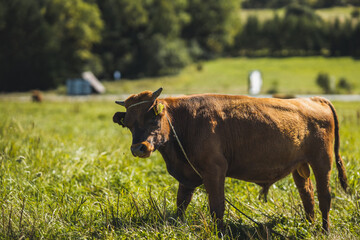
155,103,164,115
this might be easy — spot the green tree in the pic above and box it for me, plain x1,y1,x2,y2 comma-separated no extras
285,3,322,21
0,0,103,92
142,34,190,76
95,0,148,78
264,4,324,55
242,0,270,8
139,0,191,76
327,18,353,56
147,0,190,39
95,0,190,78
182,0,241,56
234,15,263,54
0,0,55,91
262,14,283,53
44,0,103,76
95,0,241,78
351,22,360,58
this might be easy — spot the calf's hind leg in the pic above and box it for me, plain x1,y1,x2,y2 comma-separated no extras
292,163,315,222
257,183,271,202
312,163,332,232
310,151,333,233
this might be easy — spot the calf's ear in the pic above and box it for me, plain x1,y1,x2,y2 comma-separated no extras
113,112,126,127
154,103,165,116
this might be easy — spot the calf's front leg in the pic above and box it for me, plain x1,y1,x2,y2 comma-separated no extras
203,168,226,231
176,183,196,218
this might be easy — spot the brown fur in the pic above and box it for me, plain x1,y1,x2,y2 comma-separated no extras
113,89,348,232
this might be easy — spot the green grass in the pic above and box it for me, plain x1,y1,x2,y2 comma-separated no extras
1,100,359,239
239,6,358,23
103,57,360,95
315,7,358,22
239,8,285,23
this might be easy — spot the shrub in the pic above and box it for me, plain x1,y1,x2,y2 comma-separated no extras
351,8,360,18
337,77,353,93
285,3,322,21
316,72,335,94
142,35,191,76
267,80,279,94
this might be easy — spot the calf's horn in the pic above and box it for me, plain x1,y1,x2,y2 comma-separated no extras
115,100,125,106
152,87,163,99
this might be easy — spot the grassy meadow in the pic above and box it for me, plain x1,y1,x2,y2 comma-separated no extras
239,6,358,23
102,57,360,95
1,100,359,239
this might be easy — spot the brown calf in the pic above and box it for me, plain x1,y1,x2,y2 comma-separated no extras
32,90,43,102
113,88,348,232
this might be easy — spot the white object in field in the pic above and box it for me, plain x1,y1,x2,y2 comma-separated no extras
249,70,262,95
82,71,106,94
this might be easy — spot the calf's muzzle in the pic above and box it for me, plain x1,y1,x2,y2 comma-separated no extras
131,141,154,158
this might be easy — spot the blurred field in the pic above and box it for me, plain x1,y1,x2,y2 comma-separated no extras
103,57,360,95
239,6,357,23
0,101,359,239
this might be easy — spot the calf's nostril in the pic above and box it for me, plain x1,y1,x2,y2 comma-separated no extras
139,144,147,152
131,144,148,156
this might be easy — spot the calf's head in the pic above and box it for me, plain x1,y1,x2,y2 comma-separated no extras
113,88,168,158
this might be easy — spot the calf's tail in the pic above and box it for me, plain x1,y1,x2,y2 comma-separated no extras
327,100,348,192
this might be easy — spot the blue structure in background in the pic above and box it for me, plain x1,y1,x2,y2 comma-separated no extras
66,79,92,95
66,72,106,95
114,70,121,80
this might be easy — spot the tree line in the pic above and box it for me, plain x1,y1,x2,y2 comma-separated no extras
0,0,359,92
242,0,360,9
0,0,104,91
235,4,360,58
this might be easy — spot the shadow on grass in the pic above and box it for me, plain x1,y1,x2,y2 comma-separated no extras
107,207,299,239
226,218,297,240
99,191,302,239
109,211,182,228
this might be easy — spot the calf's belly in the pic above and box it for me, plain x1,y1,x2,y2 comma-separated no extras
226,151,304,183
227,164,297,183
